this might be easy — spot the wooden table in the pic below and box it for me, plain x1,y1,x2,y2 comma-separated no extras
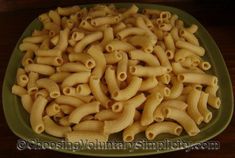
0,1,234,157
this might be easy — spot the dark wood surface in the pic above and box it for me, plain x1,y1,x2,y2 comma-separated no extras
0,0,234,158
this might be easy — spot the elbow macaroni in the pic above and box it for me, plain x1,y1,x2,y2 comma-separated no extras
12,4,221,143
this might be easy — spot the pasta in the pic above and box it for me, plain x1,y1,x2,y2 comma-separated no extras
198,91,212,123
21,94,33,113
36,78,60,98
87,45,106,78
58,63,90,72
116,27,146,39
65,131,108,143
187,89,203,125
73,120,104,132
177,73,218,86
104,50,122,64
105,65,119,94
162,107,200,136
12,84,27,96
117,52,128,81
25,64,55,75
145,122,183,140
129,49,160,66
16,68,29,87
111,76,142,101
141,93,163,126
43,116,71,137
68,101,100,124
55,95,84,107
12,4,221,143
129,65,169,77
105,40,134,52
74,32,103,53
89,75,111,108
104,93,146,134
30,96,48,134
61,72,91,88
153,100,188,122
123,121,147,142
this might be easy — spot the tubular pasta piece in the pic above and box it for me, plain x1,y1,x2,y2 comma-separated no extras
198,92,212,123
129,49,160,66
174,49,198,62
73,120,104,131
74,32,103,53
23,35,48,44
153,100,188,122
61,72,91,88
105,65,119,94
55,95,84,107
158,74,171,84
148,83,171,97
100,27,114,47
36,78,60,98
21,94,33,113
27,72,39,94
35,49,62,57
185,24,198,34
141,93,163,126
25,64,55,76
68,101,100,124
177,73,218,86
175,41,205,56
68,53,96,69
65,131,108,143
153,45,172,71
104,51,122,64
90,15,121,26
111,76,142,101
162,107,200,136
22,50,34,66
87,45,106,78
95,109,120,121
89,75,111,108
55,28,69,51
122,4,139,18
43,115,71,137
104,93,146,134
139,76,158,91
16,68,28,87
128,35,154,53
46,102,61,116
36,56,63,66
57,5,80,16
30,96,48,134
167,77,184,99
123,121,147,142
105,40,134,52
117,52,128,81
187,89,203,125
58,63,90,72
145,122,182,140
129,65,169,77
49,72,71,83
116,27,146,39
19,42,39,52
179,28,199,46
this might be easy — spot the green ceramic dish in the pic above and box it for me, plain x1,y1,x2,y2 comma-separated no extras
2,3,233,157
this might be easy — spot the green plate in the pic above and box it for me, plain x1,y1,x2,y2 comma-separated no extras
2,3,234,157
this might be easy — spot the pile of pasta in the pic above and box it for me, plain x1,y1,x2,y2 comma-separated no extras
12,4,221,143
